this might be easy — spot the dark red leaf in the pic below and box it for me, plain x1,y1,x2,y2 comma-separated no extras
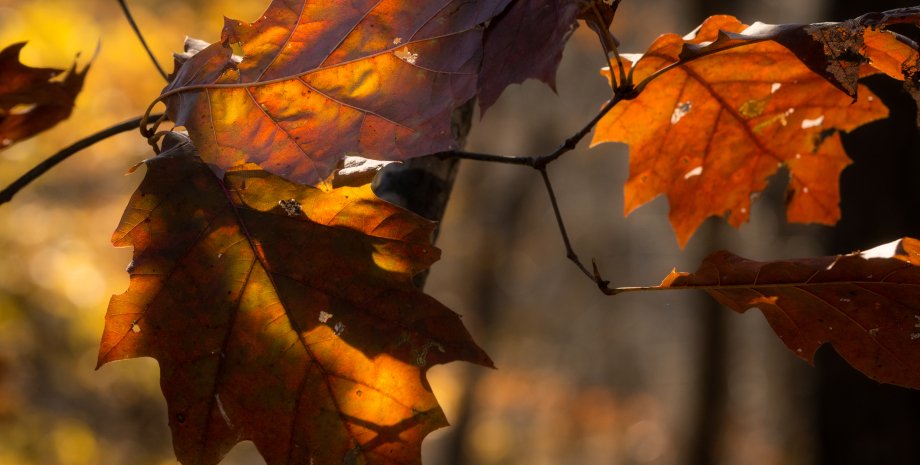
478,0,580,113
0,42,90,150
98,135,491,465
660,237,920,389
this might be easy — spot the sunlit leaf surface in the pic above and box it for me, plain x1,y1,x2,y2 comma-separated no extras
591,16,888,247
99,136,492,465
161,0,512,186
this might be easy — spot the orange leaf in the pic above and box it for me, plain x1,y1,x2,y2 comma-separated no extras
590,15,888,248
676,8,920,119
161,0,511,186
863,28,918,81
659,237,920,389
0,42,90,150
98,135,491,465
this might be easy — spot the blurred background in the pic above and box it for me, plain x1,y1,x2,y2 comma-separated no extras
0,1,917,464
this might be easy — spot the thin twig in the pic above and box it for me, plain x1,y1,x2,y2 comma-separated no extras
433,90,626,168
433,150,533,165
537,167,622,294
588,2,627,91
0,114,163,206
429,89,628,295
117,0,168,81
534,91,625,168
538,167,592,278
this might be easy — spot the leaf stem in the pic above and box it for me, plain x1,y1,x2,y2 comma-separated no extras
538,167,591,278
538,166,623,295
588,1,627,91
0,114,163,206
116,0,168,81
534,91,624,168
430,89,628,295
434,90,625,168
433,150,533,165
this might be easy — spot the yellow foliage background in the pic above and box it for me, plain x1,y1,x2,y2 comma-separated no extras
0,1,266,464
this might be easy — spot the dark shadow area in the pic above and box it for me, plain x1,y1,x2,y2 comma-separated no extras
819,2,920,465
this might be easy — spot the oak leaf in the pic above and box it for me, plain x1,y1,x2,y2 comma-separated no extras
477,0,621,113
160,0,511,186
590,15,888,248
477,0,580,113
0,42,90,150
98,134,492,465
658,237,920,389
677,7,920,121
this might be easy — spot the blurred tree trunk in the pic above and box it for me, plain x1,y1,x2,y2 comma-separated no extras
680,3,736,465
374,100,474,286
818,2,920,465
442,170,538,465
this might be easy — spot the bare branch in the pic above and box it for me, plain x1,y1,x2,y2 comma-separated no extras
117,0,168,81
0,114,163,206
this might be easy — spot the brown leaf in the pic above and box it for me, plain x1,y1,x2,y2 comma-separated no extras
98,135,491,465
576,0,620,52
590,15,888,248
659,237,920,389
0,42,90,150
161,0,511,186
478,0,580,113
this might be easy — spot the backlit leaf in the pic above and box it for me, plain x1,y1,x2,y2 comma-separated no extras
160,0,512,186
590,15,888,248
677,7,920,121
658,237,920,390
98,135,492,465
0,42,90,150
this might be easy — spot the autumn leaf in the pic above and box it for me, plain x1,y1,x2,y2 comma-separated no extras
862,28,918,82
0,42,90,150
477,0,623,113
590,15,888,248
676,7,920,120
159,0,512,186
98,134,492,465
477,0,580,113
862,27,920,126
576,0,620,52
655,237,920,390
